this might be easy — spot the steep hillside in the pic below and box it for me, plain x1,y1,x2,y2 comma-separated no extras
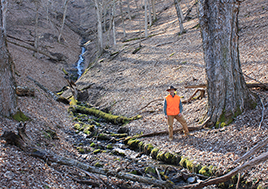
0,0,267,188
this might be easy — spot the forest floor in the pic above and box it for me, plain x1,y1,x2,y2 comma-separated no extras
0,0,268,188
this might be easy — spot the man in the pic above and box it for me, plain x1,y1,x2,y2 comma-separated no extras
164,86,189,141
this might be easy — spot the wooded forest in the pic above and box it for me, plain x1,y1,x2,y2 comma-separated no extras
0,0,267,188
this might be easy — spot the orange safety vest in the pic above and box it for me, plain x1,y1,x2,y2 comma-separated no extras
165,94,180,115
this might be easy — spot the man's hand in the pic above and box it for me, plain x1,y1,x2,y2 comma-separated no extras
178,113,182,117
165,115,168,119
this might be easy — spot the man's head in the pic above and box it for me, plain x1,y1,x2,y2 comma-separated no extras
166,86,177,95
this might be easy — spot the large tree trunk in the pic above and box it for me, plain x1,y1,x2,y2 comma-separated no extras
0,1,17,117
198,0,257,126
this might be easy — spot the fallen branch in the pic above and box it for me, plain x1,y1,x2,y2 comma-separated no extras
7,39,58,61
258,97,265,130
1,123,173,188
27,76,59,101
233,136,268,164
136,89,206,114
135,117,210,138
179,151,268,189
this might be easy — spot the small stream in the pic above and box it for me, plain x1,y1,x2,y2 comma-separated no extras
76,47,86,79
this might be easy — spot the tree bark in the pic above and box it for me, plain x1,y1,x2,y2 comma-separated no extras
0,1,17,117
174,0,184,34
58,0,69,42
119,0,126,38
198,0,257,126
95,0,103,54
151,0,156,21
144,0,148,38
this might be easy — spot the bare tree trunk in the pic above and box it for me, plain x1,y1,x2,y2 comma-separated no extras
144,0,148,37
126,0,132,20
112,0,116,46
151,0,156,21
58,0,69,42
119,0,126,38
33,0,39,57
148,0,152,26
94,0,103,54
198,0,257,126
1,0,7,36
0,1,17,117
174,0,184,34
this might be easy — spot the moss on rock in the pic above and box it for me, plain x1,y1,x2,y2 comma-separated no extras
127,139,140,150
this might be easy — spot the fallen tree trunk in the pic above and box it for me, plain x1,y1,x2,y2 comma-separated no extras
185,82,268,90
0,123,173,188
234,136,268,164
135,117,210,138
180,152,268,189
27,76,59,101
7,39,58,61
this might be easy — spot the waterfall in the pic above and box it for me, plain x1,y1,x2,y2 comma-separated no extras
76,47,86,79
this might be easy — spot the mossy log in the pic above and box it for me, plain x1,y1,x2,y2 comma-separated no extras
0,123,173,188
69,105,141,124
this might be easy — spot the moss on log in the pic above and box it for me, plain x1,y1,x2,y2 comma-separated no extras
69,105,141,124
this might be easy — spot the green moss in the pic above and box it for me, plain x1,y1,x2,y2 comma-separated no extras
90,142,96,147
77,147,85,153
106,144,113,149
73,123,81,130
12,110,30,122
127,139,140,150
69,96,77,106
179,157,188,168
94,162,104,167
193,163,202,173
62,68,68,75
129,170,138,175
144,143,154,155
138,141,144,151
186,160,194,171
93,149,101,154
70,105,141,124
169,52,175,57
97,133,111,140
111,133,128,138
150,148,159,159
164,152,176,164
145,166,156,174
199,166,210,177
156,151,166,162
124,136,134,144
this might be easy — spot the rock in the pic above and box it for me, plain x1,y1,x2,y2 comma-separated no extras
187,176,196,184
